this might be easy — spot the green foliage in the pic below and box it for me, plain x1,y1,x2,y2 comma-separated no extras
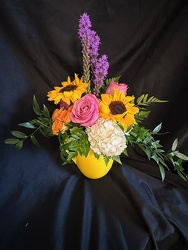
126,124,188,181
135,94,168,124
19,122,36,129
4,137,23,150
111,155,122,165
58,123,90,164
105,76,122,86
135,110,151,124
4,96,53,149
136,94,168,106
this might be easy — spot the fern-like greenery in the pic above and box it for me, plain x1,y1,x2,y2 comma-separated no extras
134,94,168,123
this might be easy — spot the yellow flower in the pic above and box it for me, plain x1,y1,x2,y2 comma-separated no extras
47,74,88,105
99,88,139,131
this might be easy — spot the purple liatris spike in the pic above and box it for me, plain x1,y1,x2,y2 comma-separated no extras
78,13,91,87
78,13,91,41
92,55,109,97
88,30,100,85
78,13,109,94
89,30,100,64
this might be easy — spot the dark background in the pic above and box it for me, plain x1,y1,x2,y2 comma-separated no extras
0,1,188,249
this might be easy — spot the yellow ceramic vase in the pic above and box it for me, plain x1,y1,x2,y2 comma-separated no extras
73,150,113,179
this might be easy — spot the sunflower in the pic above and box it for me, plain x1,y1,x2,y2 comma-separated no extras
99,88,139,131
47,74,88,105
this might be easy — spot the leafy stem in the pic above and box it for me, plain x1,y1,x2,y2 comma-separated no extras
126,123,188,181
4,125,41,149
4,96,53,149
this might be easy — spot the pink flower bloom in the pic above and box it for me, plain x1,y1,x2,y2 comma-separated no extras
105,81,128,95
70,94,99,126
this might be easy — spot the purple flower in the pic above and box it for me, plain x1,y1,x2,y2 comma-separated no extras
93,55,109,96
89,30,100,60
78,13,91,41
78,13,91,84
78,13,109,94
78,14,100,62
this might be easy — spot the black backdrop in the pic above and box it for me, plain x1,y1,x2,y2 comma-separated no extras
1,1,188,250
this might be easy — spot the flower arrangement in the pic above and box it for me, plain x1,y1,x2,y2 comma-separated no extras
5,13,188,181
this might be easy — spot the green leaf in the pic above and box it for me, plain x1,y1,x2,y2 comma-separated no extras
153,123,162,134
112,155,121,164
159,164,165,181
172,138,178,151
137,94,145,104
158,157,169,169
18,122,36,129
143,93,148,102
151,154,159,164
176,152,188,161
177,170,188,181
11,130,27,139
135,110,150,123
4,138,20,144
33,95,40,108
15,141,23,150
143,136,152,144
122,148,128,156
33,95,42,115
144,147,152,159
66,151,76,162
43,104,50,117
157,149,165,153
105,76,121,85
31,135,40,146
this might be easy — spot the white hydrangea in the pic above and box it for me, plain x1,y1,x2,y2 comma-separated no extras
86,118,127,157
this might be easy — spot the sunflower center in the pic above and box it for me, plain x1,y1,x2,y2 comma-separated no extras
60,85,77,92
109,101,126,115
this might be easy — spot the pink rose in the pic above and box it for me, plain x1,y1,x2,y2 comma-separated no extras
105,80,128,95
70,94,99,126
